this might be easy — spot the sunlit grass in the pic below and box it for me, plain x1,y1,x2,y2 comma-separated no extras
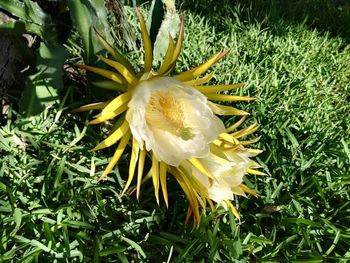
1,2,350,262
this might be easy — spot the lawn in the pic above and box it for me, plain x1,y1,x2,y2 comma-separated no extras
1,0,350,262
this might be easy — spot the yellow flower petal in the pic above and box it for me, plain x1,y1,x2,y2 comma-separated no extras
188,158,215,181
100,56,138,85
184,72,214,86
157,35,175,75
231,123,259,139
71,101,110,112
159,161,168,207
136,8,153,72
101,91,132,116
93,27,135,74
192,83,244,94
136,149,146,199
122,138,140,196
226,116,248,133
240,184,259,197
98,130,131,181
151,152,160,204
239,136,261,146
206,94,255,102
224,200,240,220
93,120,130,150
89,103,128,125
170,15,184,67
77,64,126,84
91,80,127,92
208,101,249,116
175,49,230,81
247,168,266,176
172,169,200,224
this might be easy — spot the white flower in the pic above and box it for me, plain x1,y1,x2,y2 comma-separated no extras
126,77,225,166
188,148,255,206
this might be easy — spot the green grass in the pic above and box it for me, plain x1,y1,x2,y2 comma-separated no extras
1,1,350,262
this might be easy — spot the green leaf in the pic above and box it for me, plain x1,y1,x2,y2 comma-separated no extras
67,0,113,65
0,0,54,39
19,42,68,116
121,237,146,259
13,208,22,229
0,0,49,25
30,240,52,253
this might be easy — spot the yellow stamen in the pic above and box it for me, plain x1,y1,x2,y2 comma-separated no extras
145,90,193,140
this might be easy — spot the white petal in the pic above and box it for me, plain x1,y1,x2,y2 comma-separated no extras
126,77,225,166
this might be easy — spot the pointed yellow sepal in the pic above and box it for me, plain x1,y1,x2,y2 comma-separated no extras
71,101,110,112
98,131,131,181
151,152,160,204
136,8,153,72
122,138,140,196
93,120,130,150
206,94,255,102
93,27,135,74
159,161,168,207
208,101,250,116
136,149,146,199
157,35,175,75
76,64,126,84
193,83,244,94
175,49,231,82
100,56,138,86
247,168,267,176
184,72,214,86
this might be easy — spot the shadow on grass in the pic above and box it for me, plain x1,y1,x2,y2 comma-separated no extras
180,0,350,40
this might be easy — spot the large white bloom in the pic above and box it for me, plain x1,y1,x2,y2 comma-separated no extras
126,77,225,166
188,148,255,206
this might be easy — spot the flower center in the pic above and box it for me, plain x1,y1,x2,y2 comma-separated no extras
145,90,194,140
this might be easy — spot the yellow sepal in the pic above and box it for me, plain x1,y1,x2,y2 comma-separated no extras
77,64,126,84
192,83,244,94
151,152,160,204
71,101,109,112
206,94,255,102
157,35,175,75
101,91,132,116
93,27,135,74
98,131,131,181
175,49,230,81
136,149,146,199
93,120,130,150
159,161,168,207
100,56,138,85
208,101,249,116
122,138,140,196
136,8,153,72
184,72,214,86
